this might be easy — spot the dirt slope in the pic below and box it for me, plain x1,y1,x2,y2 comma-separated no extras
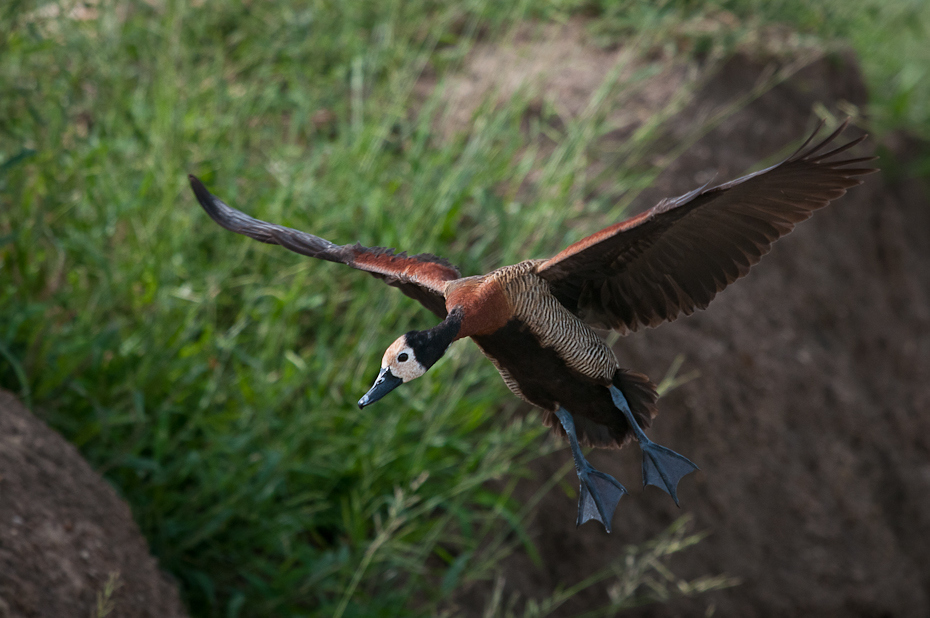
459,40,930,618
0,391,188,618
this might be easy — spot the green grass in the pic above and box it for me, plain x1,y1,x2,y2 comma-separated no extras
581,0,930,138
1,0,927,616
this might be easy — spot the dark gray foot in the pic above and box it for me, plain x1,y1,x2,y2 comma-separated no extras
554,407,627,533
610,386,698,505
577,467,628,531
641,442,699,506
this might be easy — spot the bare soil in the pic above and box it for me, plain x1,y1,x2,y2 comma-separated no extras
0,391,187,618
453,30,930,618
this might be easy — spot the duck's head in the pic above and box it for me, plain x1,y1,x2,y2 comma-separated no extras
357,309,463,408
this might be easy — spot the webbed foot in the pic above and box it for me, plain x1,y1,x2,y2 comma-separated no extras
641,442,699,506
554,407,627,532
577,467,628,532
610,385,698,505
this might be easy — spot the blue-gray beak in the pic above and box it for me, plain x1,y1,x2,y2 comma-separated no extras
358,368,403,408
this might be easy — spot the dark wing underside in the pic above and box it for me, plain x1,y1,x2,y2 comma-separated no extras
536,119,878,333
189,176,461,318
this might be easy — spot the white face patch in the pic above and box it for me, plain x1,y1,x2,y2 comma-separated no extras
382,336,427,383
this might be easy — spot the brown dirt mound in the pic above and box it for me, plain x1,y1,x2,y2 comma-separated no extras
453,35,930,618
434,20,689,139
0,390,188,618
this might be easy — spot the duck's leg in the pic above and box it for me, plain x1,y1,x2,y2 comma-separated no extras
609,386,698,505
553,407,627,532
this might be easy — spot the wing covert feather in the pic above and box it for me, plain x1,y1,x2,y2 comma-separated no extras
188,175,461,318
536,120,877,333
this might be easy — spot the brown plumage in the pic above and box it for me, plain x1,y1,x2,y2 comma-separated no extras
189,119,876,531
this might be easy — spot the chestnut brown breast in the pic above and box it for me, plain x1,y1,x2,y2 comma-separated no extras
444,273,512,338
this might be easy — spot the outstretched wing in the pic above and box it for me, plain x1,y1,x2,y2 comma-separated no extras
536,119,878,333
189,175,461,318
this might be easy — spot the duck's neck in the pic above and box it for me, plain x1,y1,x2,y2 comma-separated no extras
407,307,464,369
444,277,512,339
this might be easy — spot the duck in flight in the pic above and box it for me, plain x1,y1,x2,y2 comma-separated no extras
189,119,875,532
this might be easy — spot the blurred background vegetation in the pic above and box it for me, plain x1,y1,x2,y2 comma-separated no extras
1,0,927,616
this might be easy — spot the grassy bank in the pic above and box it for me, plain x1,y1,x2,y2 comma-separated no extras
1,0,926,615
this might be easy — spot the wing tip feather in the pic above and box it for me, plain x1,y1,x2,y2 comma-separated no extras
188,173,215,212
790,117,851,161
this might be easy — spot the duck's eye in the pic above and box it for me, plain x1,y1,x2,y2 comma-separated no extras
398,353,409,363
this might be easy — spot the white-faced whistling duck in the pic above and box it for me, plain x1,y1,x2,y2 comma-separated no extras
189,119,876,532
